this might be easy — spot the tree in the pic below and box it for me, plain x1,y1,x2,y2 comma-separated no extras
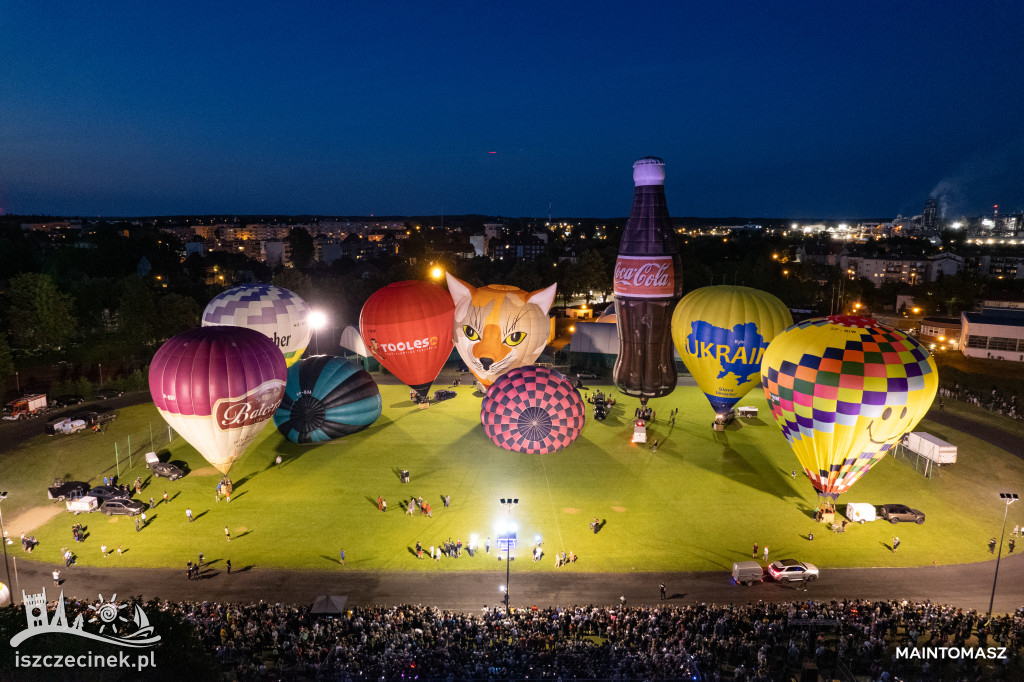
272,270,314,300
156,293,201,340
287,227,315,269
115,277,157,354
6,273,77,351
0,333,13,390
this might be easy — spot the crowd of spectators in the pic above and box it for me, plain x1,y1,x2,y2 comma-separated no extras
939,384,1020,421
30,596,1024,680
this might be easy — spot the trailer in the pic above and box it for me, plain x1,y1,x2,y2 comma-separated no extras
66,496,99,514
53,418,88,435
3,394,47,420
903,432,957,464
845,503,877,524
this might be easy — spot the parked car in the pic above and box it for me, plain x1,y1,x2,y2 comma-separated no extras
100,499,146,516
48,481,89,501
768,559,819,583
151,461,186,481
53,394,84,407
878,504,926,525
88,485,132,502
96,388,123,400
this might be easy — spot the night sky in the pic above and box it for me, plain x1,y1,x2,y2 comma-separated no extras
2,1,1022,219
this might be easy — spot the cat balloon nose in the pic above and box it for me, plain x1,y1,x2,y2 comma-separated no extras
479,358,494,370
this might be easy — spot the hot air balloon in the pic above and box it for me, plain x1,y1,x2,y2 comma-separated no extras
761,315,938,501
359,280,454,401
481,366,585,454
273,355,382,443
149,326,287,474
672,286,792,416
202,284,311,367
446,274,557,388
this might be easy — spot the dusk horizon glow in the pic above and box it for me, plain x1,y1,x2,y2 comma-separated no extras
2,2,1022,220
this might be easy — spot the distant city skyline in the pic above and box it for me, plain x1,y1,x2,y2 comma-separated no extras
2,2,1022,219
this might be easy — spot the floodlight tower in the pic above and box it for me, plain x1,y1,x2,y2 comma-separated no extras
988,492,1018,620
499,498,518,614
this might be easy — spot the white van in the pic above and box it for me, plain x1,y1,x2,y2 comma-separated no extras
732,561,764,585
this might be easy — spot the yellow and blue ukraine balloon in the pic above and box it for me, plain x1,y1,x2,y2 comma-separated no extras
671,286,793,415
761,315,938,499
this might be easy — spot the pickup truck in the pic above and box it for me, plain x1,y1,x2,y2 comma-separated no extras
48,481,89,501
66,496,99,514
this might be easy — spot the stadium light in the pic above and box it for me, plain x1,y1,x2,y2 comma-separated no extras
0,492,12,604
499,498,518,614
989,492,1019,619
308,310,328,354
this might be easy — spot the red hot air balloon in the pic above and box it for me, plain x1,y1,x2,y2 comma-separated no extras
359,280,455,400
149,326,287,474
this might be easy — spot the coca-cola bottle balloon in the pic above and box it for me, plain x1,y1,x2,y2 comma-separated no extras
612,157,683,398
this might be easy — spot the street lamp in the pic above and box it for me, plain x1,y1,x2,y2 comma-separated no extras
988,492,1018,620
0,492,12,604
499,498,519,614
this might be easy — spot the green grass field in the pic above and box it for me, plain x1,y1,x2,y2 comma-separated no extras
3,382,1024,574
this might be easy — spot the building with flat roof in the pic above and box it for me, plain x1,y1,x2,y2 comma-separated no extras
960,308,1024,362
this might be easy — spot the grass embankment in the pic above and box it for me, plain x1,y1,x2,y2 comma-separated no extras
1,382,1022,574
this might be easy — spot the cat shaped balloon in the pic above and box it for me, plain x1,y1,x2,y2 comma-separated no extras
446,274,557,388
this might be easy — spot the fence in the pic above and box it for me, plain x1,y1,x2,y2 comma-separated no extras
891,442,934,479
104,422,177,482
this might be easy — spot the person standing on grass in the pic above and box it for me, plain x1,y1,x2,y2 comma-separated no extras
101,544,107,557
163,490,169,506
763,545,769,563
893,537,900,553
339,548,345,565
226,559,232,574
186,507,193,523
989,537,997,554
753,542,758,558
225,526,230,542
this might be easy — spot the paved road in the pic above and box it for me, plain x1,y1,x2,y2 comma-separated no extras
12,553,1024,614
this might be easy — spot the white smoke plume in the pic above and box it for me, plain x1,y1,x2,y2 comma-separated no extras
929,137,1024,218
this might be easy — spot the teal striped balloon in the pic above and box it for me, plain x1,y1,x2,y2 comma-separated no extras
273,355,382,443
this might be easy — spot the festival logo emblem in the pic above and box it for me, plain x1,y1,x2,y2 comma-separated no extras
10,589,161,648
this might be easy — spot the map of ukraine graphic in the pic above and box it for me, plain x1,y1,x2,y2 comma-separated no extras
687,321,766,384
